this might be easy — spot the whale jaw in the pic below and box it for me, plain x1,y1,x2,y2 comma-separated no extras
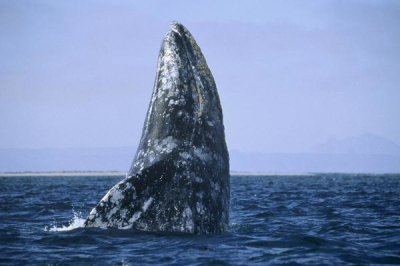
85,22,229,234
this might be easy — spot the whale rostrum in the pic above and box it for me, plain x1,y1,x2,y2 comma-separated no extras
84,22,230,234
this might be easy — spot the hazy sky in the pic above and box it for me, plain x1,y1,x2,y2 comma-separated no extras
1,0,399,153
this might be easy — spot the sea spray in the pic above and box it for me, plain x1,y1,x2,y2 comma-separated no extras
45,210,85,232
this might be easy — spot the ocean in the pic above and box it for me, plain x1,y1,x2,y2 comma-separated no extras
0,174,399,265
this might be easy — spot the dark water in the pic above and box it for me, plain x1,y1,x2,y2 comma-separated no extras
1,174,399,265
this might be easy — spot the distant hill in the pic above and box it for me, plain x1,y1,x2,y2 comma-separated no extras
313,133,400,155
0,147,135,173
1,134,400,173
229,151,400,173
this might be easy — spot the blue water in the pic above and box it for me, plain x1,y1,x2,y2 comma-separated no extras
1,174,399,265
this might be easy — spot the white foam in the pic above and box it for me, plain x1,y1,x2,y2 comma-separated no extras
45,210,86,232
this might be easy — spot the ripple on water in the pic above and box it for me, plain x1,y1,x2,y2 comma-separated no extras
0,174,400,264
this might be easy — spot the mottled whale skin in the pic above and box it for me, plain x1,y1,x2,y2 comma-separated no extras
84,22,229,234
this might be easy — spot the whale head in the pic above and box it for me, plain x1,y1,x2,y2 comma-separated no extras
129,21,227,175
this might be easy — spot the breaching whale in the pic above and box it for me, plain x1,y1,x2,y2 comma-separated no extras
84,22,229,234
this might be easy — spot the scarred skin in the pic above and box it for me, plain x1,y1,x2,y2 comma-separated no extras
84,22,229,234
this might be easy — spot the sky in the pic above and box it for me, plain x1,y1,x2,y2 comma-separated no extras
1,0,399,153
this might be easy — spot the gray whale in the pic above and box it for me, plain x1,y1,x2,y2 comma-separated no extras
84,22,229,234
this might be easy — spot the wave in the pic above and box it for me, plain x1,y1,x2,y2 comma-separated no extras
45,210,86,232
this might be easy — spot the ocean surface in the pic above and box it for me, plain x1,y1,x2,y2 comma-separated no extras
1,174,399,265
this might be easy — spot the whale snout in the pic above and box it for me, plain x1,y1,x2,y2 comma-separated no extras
169,21,185,35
